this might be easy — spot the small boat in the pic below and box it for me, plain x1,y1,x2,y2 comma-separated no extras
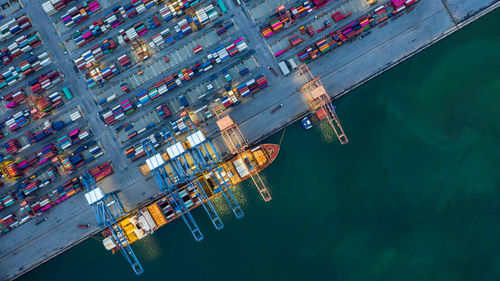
78,224,90,229
271,104,283,113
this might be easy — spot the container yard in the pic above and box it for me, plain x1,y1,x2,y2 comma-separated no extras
0,0,497,280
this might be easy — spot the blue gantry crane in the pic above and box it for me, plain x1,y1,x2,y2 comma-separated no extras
160,126,224,230
81,173,143,275
179,116,244,219
141,138,204,241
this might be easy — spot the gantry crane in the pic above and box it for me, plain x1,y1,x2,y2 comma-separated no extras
214,111,272,202
299,64,348,144
81,173,143,275
160,126,224,230
142,139,204,241
178,116,244,219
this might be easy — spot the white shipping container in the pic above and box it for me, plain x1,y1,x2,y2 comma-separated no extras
237,42,248,51
40,58,52,67
102,111,112,118
79,131,90,139
136,4,146,13
39,52,49,59
70,111,82,120
21,46,31,53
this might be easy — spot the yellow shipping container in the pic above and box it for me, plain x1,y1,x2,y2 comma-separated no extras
147,204,168,227
253,150,267,167
118,219,139,243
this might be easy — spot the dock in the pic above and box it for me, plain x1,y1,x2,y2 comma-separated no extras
0,0,498,279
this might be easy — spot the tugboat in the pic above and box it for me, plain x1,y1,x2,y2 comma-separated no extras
77,224,90,229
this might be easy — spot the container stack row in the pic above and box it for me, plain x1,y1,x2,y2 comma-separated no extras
56,127,91,150
391,0,417,12
0,52,52,90
60,0,101,28
1,32,42,67
0,162,115,233
29,70,64,94
3,109,30,132
260,1,314,38
3,88,26,109
31,92,65,116
101,99,135,125
156,103,171,119
117,54,131,67
25,111,82,145
194,4,219,26
297,0,419,63
221,74,269,108
86,63,118,87
99,37,248,121
89,161,113,181
216,21,234,36
73,38,117,70
72,0,160,48
149,4,220,50
42,0,77,16
72,19,107,48
0,15,32,42
124,134,160,161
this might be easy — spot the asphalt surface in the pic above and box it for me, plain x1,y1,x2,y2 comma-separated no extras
0,0,498,280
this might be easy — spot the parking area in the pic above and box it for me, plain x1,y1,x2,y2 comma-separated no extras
116,110,161,143
0,0,110,237
184,55,259,103
115,54,261,146
247,0,293,23
0,0,23,20
95,24,240,106
268,0,370,56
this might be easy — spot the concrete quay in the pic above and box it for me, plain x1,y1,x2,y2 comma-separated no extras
0,0,498,280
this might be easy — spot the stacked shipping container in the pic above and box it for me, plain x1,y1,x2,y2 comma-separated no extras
29,70,64,94
297,0,419,62
42,0,77,16
73,38,117,70
0,32,42,67
0,15,32,42
60,0,101,28
260,1,313,38
0,52,52,90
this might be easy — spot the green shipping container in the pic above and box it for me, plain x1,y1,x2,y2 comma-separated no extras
62,87,73,100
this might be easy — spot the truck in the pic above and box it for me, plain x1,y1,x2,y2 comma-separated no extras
62,87,73,100
222,69,232,82
178,95,189,108
278,61,290,76
301,108,327,129
287,58,298,71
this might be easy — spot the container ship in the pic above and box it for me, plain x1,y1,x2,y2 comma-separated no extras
102,144,279,250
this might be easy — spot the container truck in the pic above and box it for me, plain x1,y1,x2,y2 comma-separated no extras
301,108,327,129
287,58,298,70
278,61,290,76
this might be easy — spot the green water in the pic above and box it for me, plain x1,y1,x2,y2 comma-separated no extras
19,9,500,281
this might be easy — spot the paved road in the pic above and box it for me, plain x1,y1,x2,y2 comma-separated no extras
0,0,498,279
